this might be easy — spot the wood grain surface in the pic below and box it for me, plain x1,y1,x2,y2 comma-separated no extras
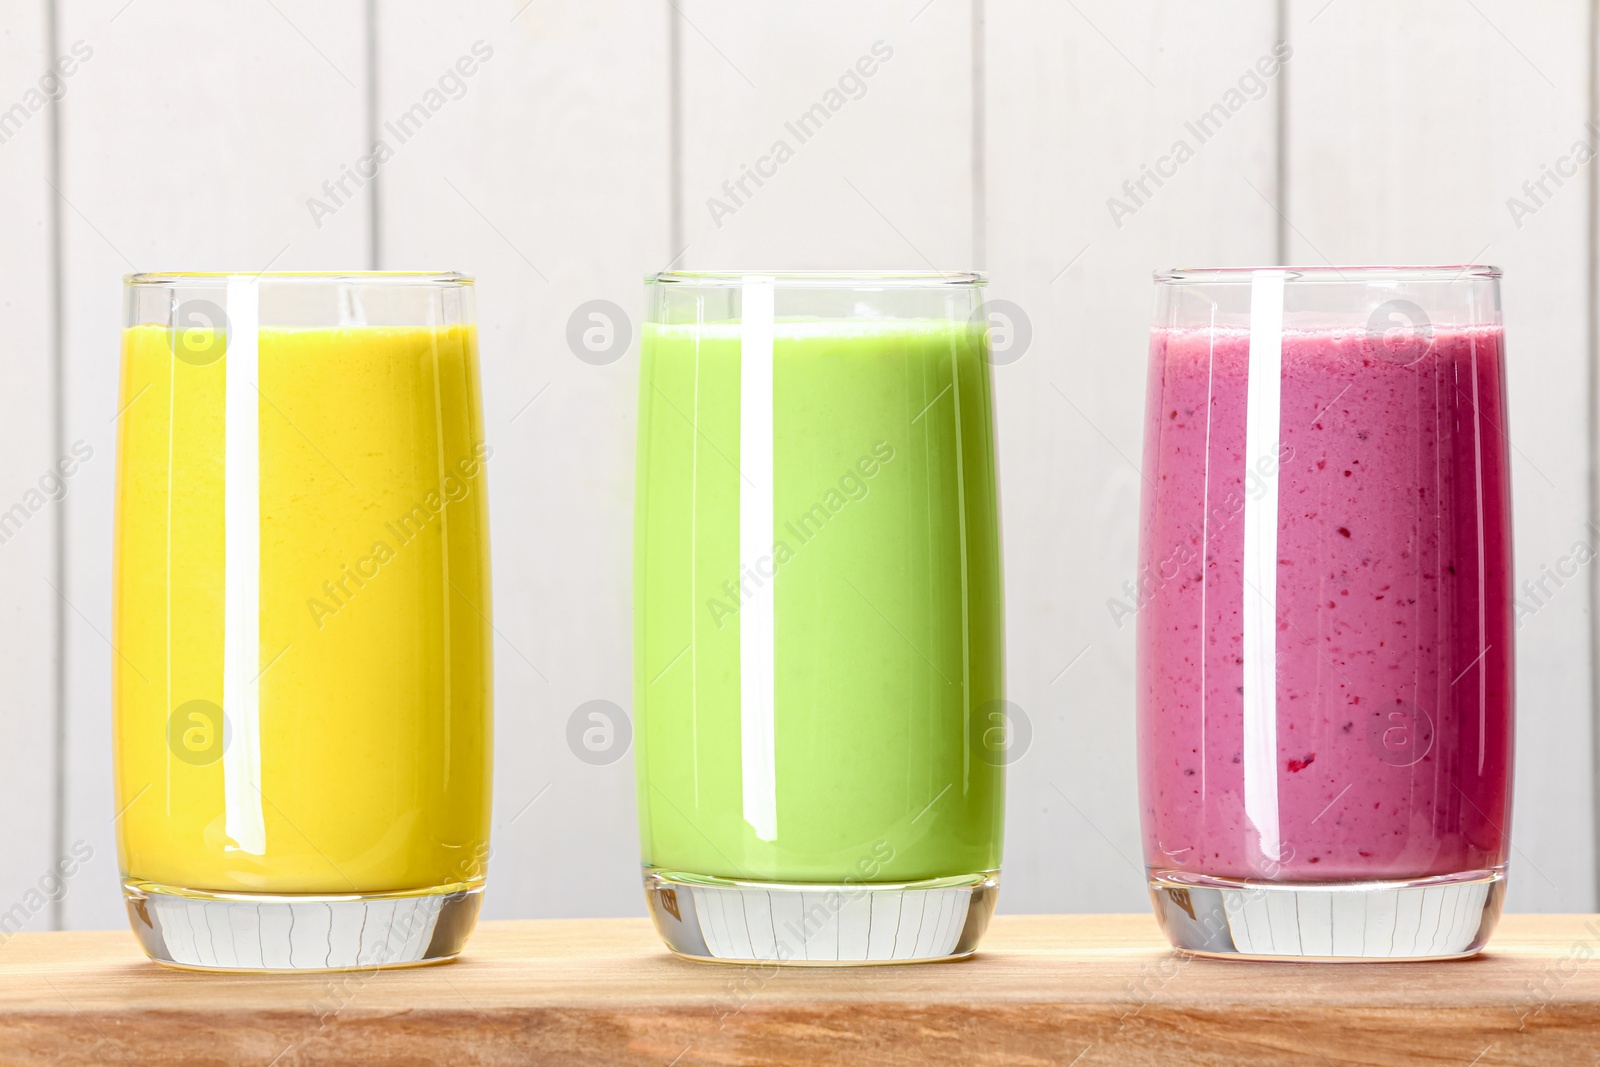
0,914,1596,1065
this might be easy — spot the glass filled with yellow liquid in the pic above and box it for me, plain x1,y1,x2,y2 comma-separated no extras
114,273,492,971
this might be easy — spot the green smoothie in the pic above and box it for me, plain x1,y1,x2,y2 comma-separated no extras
633,318,1004,884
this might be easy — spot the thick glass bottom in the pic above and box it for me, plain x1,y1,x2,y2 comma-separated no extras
643,868,999,965
122,880,483,972
1148,867,1506,961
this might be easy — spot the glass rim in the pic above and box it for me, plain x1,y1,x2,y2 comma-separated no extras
1155,264,1501,284
124,271,473,287
646,270,986,288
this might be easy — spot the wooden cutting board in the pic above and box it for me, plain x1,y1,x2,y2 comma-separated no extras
0,913,1594,1065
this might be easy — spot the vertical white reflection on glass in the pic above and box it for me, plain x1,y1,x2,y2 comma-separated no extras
1242,270,1285,865
222,275,266,854
739,278,778,842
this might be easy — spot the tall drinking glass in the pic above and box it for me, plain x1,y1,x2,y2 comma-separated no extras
1139,266,1513,960
634,272,1004,964
114,272,492,970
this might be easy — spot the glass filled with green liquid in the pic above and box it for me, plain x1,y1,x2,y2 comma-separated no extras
634,272,1004,964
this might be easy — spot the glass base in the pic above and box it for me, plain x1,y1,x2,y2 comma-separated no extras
643,868,998,965
122,880,483,972
1148,868,1506,961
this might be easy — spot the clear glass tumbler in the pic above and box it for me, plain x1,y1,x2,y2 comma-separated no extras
634,272,1005,964
114,272,492,971
1139,266,1513,960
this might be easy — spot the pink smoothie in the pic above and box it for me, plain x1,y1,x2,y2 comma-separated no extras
1137,324,1513,881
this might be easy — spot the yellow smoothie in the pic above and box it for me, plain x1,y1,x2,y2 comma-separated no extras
113,323,492,895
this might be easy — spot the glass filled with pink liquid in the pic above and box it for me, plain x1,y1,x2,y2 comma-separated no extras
1138,266,1513,960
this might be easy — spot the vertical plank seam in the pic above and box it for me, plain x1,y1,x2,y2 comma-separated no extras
1588,0,1600,912
970,0,986,271
365,0,380,270
1273,0,1288,264
668,0,683,261
44,0,66,932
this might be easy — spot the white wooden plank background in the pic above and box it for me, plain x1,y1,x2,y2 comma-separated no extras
0,0,68,935
0,0,1585,930
677,0,978,269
